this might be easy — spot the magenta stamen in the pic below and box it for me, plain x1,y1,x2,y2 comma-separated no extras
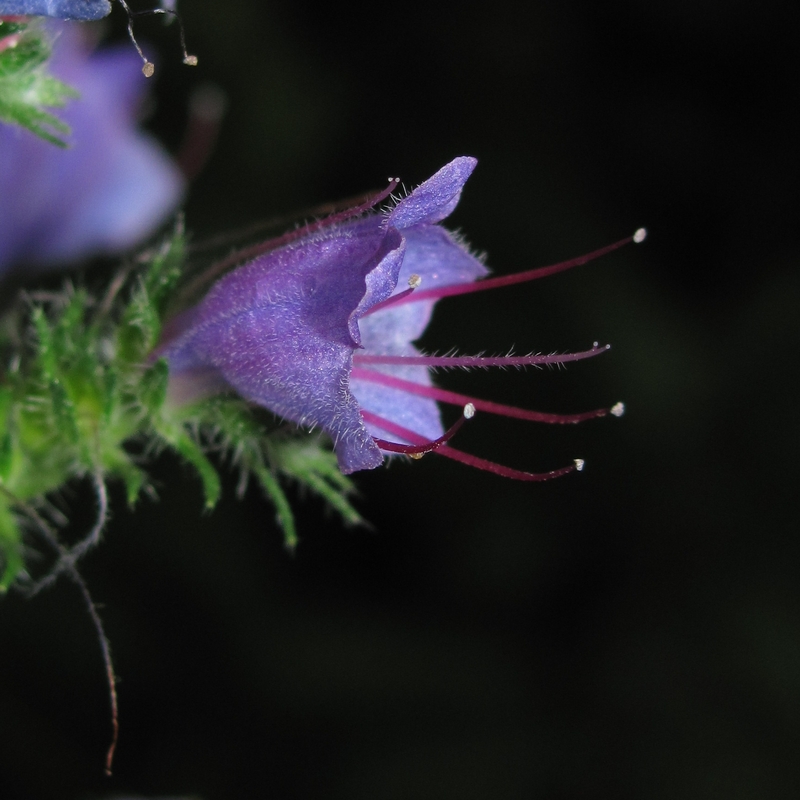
386,233,641,308
361,409,580,481
368,404,473,455
351,367,614,424
436,446,582,482
360,285,417,318
353,343,610,369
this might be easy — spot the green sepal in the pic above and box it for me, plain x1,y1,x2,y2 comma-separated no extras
252,463,297,552
0,499,23,591
140,358,169,415
102,368,117,426
48,377,80,445
106,450,148,508
157,423,222,510
144,220,186,315
0,387,13,482
117,284,161,365
0,432,11,485
272,439,364,528
31,306,81,448
174,397,364,548
117,224,187,364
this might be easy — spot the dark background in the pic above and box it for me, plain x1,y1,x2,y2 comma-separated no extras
2,1,799,798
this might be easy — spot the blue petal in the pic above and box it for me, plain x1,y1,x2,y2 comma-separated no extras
350,349,444,445
389,156,477,229
357,225,487,354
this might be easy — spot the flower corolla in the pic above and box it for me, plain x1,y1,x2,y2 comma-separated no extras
161,158,637,478
0,21,184,278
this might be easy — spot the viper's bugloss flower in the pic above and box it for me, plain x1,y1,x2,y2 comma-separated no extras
161,157,643,479
0,21,184,277
0,2,110,20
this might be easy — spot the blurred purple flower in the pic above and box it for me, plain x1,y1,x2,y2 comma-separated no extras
161,158,632,479
0,21,184,277
0,2,111,21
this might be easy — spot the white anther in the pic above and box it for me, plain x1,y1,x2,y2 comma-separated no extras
184,55,199,66
633,228,647,243
463,403,476,419
142,62,155,77
574,459,585,472
408,274,422,288
610,402,625,417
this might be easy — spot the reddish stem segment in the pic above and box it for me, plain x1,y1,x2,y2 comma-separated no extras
351,367,614,424
354,343,610,369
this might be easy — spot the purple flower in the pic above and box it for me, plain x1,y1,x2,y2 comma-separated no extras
161,158,639,478
0,2,111,21
0,21,184,277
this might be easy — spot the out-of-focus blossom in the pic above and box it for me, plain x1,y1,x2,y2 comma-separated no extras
0,1,180,20
0,21,184,277
0,1,111,21
160,158,636,479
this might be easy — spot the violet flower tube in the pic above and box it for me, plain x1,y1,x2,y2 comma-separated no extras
160,158,638,480
0,21,184,278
